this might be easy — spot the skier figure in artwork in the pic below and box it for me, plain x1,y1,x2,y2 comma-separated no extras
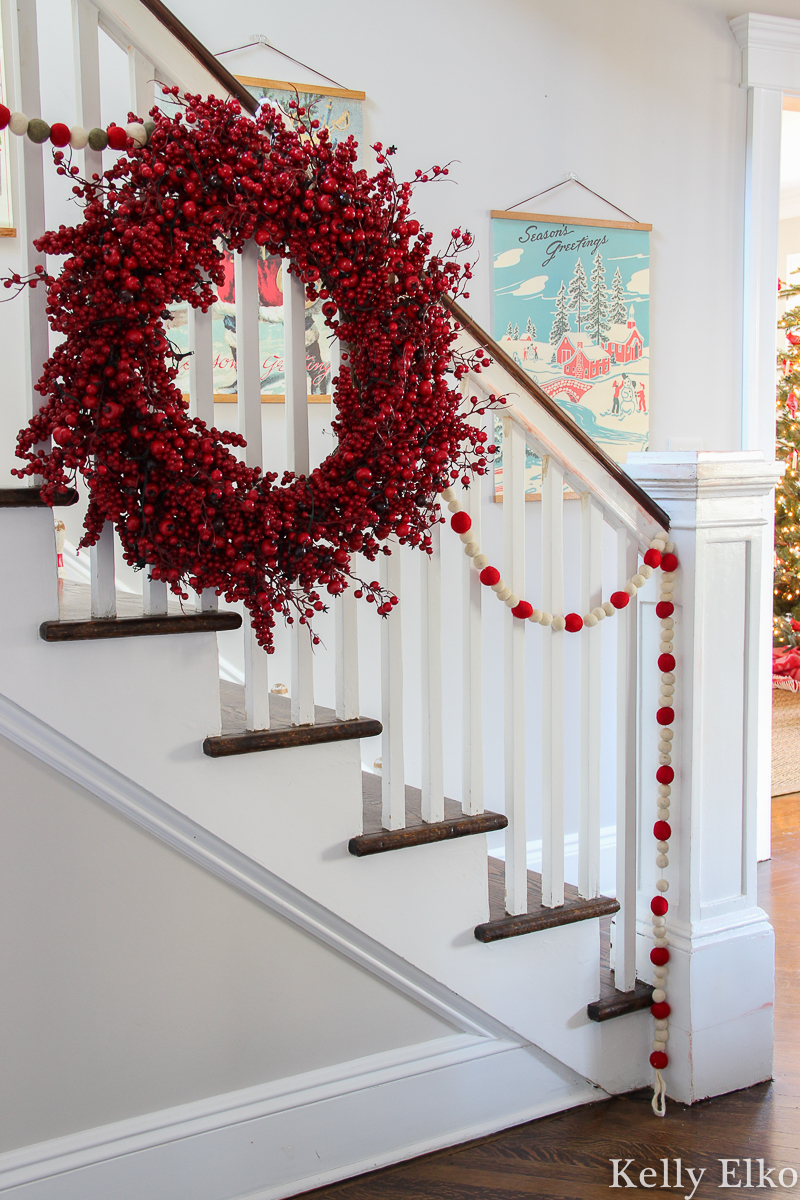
636,382,647,413
611,377,624,415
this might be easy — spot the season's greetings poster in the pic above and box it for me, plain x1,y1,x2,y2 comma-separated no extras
492,211,651,496
167,80,364,402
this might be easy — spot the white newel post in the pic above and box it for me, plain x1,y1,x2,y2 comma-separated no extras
626,451,781,1104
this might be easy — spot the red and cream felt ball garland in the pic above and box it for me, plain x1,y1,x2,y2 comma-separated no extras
7,89,497,651
442,486,677,1114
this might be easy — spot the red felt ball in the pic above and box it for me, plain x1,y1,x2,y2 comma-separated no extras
650,1051,669,1070
658,653,676,672
644,548,662,568
49,122,71,148
657,707,675,726
480,566,500,586
656,601,674,619
610,590,629,609
661,552,678,572
511,601,533,619
653,820,672,841
0,104,9,130
564,612,584,633
650,947,670,966
656,765,674,785
106,124,127,150
450,511,472,534
650,1001,671,1019
651,896,669,916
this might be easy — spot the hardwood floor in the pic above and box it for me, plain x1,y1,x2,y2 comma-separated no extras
298,796,800,1200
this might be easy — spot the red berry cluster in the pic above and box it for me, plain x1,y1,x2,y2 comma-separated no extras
10,90,496,649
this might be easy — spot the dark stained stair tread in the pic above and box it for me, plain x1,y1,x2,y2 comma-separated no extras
0,485,78,506
203,682,382,756
587,916,654,1021
41,581,240,641
348,772,507,855
474,856,620,942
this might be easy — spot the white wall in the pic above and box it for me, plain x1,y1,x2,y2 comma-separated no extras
0,733,456,1153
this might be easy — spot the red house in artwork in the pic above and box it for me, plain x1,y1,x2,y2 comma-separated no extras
555,331,610,380
603,306,644,364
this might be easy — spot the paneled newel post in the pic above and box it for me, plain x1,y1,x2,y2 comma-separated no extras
626,451,782,1104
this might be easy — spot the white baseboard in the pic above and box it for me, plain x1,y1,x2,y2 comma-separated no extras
0,1034,604,1199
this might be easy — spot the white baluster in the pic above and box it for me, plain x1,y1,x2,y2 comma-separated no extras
71,0,102,180
128,45,154,121
579,494,603,898
188,304,214,425
541,453,565,908
462,477,484,816
9,0,47,422
284,266,314,725
143,570,168,615
90,522,116,618
235,241,269,727
421,522,444,823
503,419,527,915
380,546,405,830
614,529,639,992
330,338,359,720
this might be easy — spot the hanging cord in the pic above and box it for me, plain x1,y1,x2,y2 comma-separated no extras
216,35,347,91
506,173,641,224
652,1069,667,1117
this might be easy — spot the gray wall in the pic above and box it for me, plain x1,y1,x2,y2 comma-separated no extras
0,734,455,1153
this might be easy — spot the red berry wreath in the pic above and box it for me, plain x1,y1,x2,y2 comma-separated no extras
10,90,495,649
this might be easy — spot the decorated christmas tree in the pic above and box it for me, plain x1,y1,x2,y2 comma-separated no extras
773,270,800,647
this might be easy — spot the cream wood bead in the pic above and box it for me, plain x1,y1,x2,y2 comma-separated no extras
651,537,667,550
654,936,668,947
653,1042,667,1054
624,582,637,596
657,840,669,853
656,1028,669,1041
584,613,598,627
659,753,672,765
652,988,667,1003
661,672,675,685
639,564,654,579
661,683,675,695
504,593,519,608
528,608,543,623
447,499,462,513
665,541,675,554
551,615,566,631
656,878,669,892
126,121,147,146
473,553,488,569
654,1017,669,1030
464,542,480,556
539,611,553,626
656,854,669,868
602,600,615,616
441,487,456,502
661,572,676,583
659,740,672,753
658,784,671,797
652,916,666,928
631,573,646,588
491,579,506,592
459,530,474,544
661,727,674,739
653,967,668,981
660,629,674,642
661,643,674,655
592,606,606,620
69,125,88,149
661,616,675,629
497,586,512,601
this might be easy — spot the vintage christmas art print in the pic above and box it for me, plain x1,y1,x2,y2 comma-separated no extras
491,210,651,496
167,78,364,404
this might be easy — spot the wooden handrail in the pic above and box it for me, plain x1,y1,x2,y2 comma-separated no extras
136,0,258,114
444,297,670,531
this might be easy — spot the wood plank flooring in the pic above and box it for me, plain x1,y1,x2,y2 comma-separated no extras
297,795,800,1199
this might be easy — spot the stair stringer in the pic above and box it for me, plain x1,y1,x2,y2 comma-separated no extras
0,507,651,1095
0,689,605,1200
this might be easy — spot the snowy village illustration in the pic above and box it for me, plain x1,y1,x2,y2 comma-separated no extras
492,211,651,496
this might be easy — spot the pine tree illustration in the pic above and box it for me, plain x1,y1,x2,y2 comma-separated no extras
506,322,513,338
567,259,589,332
585,251,610,345
525,316,537,340
609,267,627,326
513,323,520,340
549,281,570,346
